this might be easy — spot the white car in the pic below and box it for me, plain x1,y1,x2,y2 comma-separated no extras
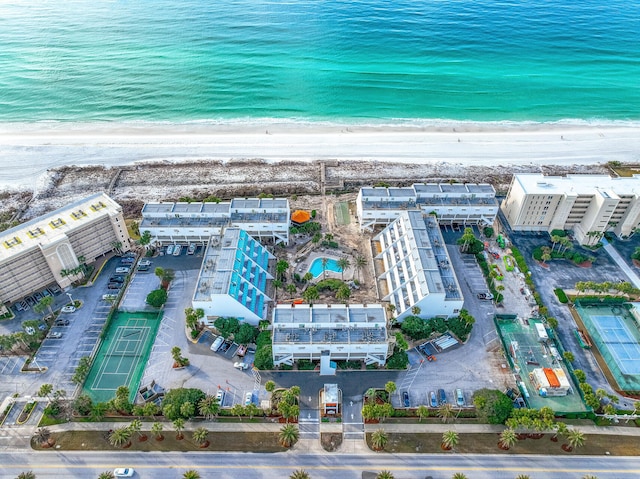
234,361,249,370
113,468,135,477
173,244,182,256
115,267,130,274
166,244,174,255
216,390,225,405
244,391,253,406
61,305,76,313
49,332,62,339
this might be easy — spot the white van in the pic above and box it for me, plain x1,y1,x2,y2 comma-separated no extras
210,336,224,352
173,244,182,256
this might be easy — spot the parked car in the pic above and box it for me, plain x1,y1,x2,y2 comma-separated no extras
38,323,47,331
187,243,196,255
456,388,465,407
219,340,232,353
49,331,62,339
54,319,70,327
166,244,174,255
216,390,225,405
137,264,150,272
236,345,247,357
244,391,253,406
102,294,118,301
113,468,135,478
173,244,182,256
477,292,494,300
107,282,122,290
109,276,125,283
438,388,447,405
210,336,224,352
115,267,130,274
61,305,76,313
429,391,438,408
234,362,249,370
402,391,410,408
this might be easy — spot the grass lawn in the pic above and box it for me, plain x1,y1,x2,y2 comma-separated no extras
367,433,640,456
34,430,287,453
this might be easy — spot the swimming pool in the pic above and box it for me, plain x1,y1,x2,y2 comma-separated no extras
308,257,342,278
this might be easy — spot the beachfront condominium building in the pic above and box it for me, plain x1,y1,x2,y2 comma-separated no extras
372,211,464,321
356,183,498,231
192,228,274,324
140,198,290,246
272,304,390,368
0,193,130,306
501,174,640,245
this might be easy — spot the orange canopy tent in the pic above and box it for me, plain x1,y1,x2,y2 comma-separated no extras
291,210,311,225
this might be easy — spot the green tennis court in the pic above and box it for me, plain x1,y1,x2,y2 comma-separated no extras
83,311,162,403
335,202,350,225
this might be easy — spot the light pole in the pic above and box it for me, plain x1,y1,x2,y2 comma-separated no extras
66,292,74,306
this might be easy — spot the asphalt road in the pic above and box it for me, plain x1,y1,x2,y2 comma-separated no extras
2,451,639,479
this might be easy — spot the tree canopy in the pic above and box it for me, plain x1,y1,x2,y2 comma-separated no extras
472,388,513,424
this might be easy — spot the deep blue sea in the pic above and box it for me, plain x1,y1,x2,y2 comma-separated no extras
0,0,639,123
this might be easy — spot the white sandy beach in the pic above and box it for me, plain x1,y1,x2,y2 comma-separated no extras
1,122,639,190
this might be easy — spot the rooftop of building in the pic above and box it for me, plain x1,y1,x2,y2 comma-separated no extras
193,229,272,313
142,198,289,216
514,173,640,196
360,183,495,199
273,303,388,345
359,184,498,211
0,193,121,261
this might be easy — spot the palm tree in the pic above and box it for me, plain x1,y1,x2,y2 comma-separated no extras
321,257,329,278
231,404,245,421
108,426,132,448
564,428,586,452
198,395,220,419
437,403,455,423
151,422,164,441
376,471,395,479
499,428,518,450
272,279,283,300
581,476,599,479
182,471,201,479
354,255,367,282
279,424,299,447
451,473,467,479
286,283,297,298
173,418,185,440
16,472,36,479
384,381,397,396
38,384,53,399
34,427,54,447
442,430,459,450
192,427,209,448
370,429,388,451
128,419,146,441
411,305,421,316
416,405,429,422
337,257,350,281
289,470,311,479
515,475,531,479
302,286,319,305
98,472,115,479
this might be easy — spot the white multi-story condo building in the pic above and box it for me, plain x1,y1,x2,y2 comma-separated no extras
501,174,640,244
0,193,130,306
192,228,274,324
272,304,390,367
373,211,464,321
140,198,290,246
356,183,498,231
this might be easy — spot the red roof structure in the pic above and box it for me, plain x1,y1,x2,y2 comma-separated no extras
291,210,311,225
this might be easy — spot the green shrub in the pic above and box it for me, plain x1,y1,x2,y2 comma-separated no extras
386,349,409,369
550,229,567,237
554,288,568,303
532,246,543,261
146,289,168,308
483,226,494,238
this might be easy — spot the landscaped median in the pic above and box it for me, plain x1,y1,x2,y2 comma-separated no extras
364,423,640,456
31,420,288,452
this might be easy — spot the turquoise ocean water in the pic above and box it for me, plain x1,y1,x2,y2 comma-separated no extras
0,0,639,124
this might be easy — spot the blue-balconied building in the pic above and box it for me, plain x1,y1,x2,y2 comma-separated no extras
192,228,274,324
